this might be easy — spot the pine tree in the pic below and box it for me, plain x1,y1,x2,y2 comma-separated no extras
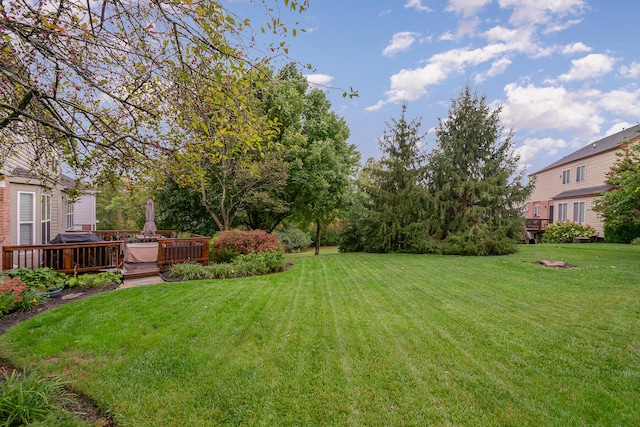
362,105,433,252
427,85,532,255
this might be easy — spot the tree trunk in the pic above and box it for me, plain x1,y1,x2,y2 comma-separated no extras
315,218,321,256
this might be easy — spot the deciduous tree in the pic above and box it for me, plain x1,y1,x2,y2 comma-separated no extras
593,140,640,242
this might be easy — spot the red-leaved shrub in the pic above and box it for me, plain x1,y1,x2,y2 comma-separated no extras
211,230,282,263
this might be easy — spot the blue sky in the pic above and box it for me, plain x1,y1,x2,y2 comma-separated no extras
229,0,640,175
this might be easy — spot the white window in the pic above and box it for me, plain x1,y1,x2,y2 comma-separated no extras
533,205,540,217
562,169,571,184
576,165,586,182
66,199,75,230
558,203,568,221
41,194,51,244
18,192,35,245
573,201,586,223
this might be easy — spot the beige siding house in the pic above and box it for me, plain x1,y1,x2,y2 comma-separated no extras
0,146,98,259
526,124,640,241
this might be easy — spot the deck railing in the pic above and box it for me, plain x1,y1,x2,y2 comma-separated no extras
2,241,123,274
2,231,210,274
525,218,551,231
157,237,210,267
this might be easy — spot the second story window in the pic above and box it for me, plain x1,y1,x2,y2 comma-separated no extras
576,164,586,182
562,169,571,184
533,205,540,217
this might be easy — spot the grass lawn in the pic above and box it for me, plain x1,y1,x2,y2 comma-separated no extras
1,244,639,426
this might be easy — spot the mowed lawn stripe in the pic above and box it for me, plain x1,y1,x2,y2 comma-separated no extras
0,245,638,426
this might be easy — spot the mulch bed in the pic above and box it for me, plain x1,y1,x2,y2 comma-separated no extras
0,283,120,426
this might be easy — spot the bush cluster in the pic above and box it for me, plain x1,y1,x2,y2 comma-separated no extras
277,226,311,253
169,248,285,281
0,276,44,316
210,229,282,263
5,267,66,292
541,221,597,244
604,223,640,244
67,272,122,288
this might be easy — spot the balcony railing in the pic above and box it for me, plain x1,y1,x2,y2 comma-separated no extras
525,218,551,231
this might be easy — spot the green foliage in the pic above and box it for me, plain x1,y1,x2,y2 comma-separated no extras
603,222,640,244
169,248,285,280
427,85,532,255
354,105,432,253
96,178,148,230
312,221,342,246
210,229,282,263
631,237,640,245
168,262,213,281
593,141,640,235
1,273,49,316
0,370,70,426
155,179,219,236
232,248,285,276
5,268,66,292
277,225,311,253
541,221,597,243
66,272,122,289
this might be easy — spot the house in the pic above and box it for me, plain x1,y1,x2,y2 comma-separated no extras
0,151,98,255
525,124,640,242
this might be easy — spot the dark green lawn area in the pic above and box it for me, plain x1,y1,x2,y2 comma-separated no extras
1,244,639,426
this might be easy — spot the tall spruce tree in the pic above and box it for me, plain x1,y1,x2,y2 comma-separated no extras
362,105,432,252
427,85,532,255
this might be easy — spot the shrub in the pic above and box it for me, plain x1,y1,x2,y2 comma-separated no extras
604,222,640,244
210,229,282,263
66,272,122,288
168,261,210,281
542,221,597,244
631,237,640,245
0,370,70,426
1,276,46,316
5,267,66,292
169,248,285,281
277,226,311,253
232,247,285,276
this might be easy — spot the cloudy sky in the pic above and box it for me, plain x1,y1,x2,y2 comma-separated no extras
231,0,640,175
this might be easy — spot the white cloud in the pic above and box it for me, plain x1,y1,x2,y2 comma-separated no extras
561,42,591,55
404,0,433,12
305,74,333,87
369,43,515,109
383,32,420,57
620,62,640,79
500,83,603,136
475,57,512,83
446,0,492,18
605,122,635,136
515,137,568,166
597,89,640,117
498,0,587,28
557,53,615,82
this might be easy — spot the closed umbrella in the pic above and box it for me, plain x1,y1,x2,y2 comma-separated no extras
142,198,157,235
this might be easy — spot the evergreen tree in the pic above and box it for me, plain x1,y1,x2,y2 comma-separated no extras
428,85,532,255
361,105,433,252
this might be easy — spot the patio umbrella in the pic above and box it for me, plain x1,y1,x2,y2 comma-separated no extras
142,198,157,235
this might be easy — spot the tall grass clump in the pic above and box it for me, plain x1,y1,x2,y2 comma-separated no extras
0,370,72,426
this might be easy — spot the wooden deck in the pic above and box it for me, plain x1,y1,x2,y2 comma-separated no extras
2,230,209,279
